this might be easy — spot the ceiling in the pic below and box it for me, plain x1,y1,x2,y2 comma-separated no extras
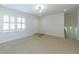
1,4,79,16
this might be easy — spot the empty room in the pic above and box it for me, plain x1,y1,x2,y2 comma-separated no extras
0,4,79,54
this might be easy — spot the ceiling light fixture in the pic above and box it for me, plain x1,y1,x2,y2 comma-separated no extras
35,5,44,13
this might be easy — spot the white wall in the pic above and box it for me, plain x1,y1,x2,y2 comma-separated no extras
40,13,64,37
0,6,39,43
77,10,79,40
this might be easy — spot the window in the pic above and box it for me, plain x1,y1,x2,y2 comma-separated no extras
22,18,25,29
3,15,16,32
10,16,15,23
10,16,15,30
22,18,25,23
3,15,26,32
22,24,25,29
17,17,25,30
17,17,21,23
3,15,9,32
17,24,21,29
17,17,21,30
3,23,9,30
3,15,9,22
10,24,15,29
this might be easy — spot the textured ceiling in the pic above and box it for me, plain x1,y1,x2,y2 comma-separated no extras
1,4,79,16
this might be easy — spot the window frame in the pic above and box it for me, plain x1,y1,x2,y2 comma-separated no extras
2,15,26,32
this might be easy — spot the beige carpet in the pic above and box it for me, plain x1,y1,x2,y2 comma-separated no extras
0,35,79,54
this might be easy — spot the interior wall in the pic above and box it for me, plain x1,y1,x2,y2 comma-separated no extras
40,13,64,38
77,10,79,40
0,6,39,43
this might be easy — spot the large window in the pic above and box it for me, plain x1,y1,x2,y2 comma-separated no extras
3,15,26,32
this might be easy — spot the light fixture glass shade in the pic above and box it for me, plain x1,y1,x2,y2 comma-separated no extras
35,5,44,13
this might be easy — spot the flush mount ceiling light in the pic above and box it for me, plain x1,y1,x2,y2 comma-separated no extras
35,5,45,13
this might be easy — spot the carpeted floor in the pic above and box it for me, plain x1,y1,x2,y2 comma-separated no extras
0,35,79,54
